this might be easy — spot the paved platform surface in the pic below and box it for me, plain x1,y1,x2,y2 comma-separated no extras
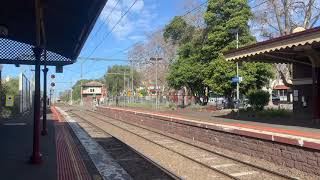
0,108,102,180
0,112,57,180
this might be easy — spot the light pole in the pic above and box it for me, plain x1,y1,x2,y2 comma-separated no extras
229,29,240,109
41,65,48,136
150,57,162,110
104,72,130,106
80,62,84,105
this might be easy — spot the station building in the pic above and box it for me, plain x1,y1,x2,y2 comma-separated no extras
224,27,320,122
82,81,107,105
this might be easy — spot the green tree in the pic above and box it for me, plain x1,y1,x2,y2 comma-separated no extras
103,65,140,96
163,16,195,45
164,16,208,103
203,0,274,101
3,78,19,96
72,79,92,101
203,0,255,60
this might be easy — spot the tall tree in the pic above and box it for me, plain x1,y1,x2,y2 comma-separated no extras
203,0,274,101
251,0,320,39
203,0,255,60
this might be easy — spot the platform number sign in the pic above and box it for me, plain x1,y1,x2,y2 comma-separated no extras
51,82,55,87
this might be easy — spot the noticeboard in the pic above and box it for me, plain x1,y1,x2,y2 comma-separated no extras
5,95,14,107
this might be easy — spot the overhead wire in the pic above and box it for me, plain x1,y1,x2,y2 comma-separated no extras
90,0,120,40
96,0,209,61
85,0,139,60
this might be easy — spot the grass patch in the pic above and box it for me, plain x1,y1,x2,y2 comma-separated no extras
239,108,293,119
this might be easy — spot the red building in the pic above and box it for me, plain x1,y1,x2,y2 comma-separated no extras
82,81,106,105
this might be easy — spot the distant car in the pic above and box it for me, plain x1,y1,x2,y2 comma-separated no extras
272,94,280,105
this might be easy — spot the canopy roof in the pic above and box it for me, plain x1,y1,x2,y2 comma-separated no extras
0,0,107,66
224,27,320,66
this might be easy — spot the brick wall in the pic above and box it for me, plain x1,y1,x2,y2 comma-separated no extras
97,107,320,175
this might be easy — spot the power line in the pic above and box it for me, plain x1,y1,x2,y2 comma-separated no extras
85,0,139,60
90,0,120,40
101,0,209,60
78,57,136,62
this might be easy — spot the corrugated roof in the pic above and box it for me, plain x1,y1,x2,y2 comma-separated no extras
83,81,103,87
273,85,290,90
224,27,320,62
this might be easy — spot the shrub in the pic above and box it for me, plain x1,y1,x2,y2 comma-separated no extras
247,89,269,111
257,108,292,118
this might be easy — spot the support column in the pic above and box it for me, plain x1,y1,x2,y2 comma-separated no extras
41,66,48,135
307,49,320,123
31,47,42,164
312,66,320,123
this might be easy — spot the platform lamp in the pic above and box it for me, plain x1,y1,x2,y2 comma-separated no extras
229,28,240,114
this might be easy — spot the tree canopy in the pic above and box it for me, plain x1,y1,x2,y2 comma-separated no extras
165,0,275,104
103,65,140,96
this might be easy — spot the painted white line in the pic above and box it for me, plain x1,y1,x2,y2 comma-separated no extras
56,107,132,180
211,163,237,168
231,171,257,177
3,123,27,126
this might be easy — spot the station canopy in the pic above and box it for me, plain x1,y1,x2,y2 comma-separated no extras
0,0,107,66
224,27,320,66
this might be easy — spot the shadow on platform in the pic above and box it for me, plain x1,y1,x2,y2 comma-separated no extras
0,109,57,180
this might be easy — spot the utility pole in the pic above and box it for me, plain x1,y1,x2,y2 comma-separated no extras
123,71,125,107
150,57,162,110
131,60,134,103
236,31,239,102
80,63,83,105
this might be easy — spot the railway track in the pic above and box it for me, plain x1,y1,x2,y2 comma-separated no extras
66,107,298,180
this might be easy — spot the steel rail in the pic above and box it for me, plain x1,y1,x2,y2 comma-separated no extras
70,109,243,180
68,109,184,180
88,109,297,180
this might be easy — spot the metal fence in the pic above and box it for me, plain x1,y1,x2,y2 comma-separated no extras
19,73,32,113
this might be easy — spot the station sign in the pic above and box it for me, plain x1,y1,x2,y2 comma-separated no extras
231,76,243,83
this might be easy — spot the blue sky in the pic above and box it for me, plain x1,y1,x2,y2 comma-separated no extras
2,0,320,97
3,0,196,96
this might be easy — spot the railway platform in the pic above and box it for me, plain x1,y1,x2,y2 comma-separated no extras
103,106,320,144
0,107,130,180
96,106,320,176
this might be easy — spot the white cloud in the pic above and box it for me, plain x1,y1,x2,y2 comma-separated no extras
98,0,158,40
